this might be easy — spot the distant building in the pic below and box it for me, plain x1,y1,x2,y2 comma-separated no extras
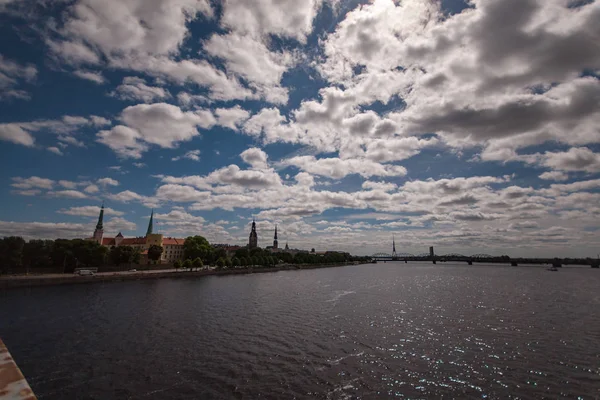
273,225,278,250
248,219,258,249
429,246,434,257
89,205,186,264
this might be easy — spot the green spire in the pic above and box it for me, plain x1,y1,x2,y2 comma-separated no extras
146,209,154,236
95,202,104,230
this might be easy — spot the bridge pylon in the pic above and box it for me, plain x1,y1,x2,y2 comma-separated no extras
392,235,397,259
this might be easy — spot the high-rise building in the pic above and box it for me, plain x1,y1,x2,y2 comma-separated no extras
273,225,278,249
429,246,434,257
249,218,258,249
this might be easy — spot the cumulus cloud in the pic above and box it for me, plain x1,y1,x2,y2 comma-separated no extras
0,220,90,239
215,105,251,131
539,171,569,181
172,149,200,162
73,70,106,84
47,146,63,155
220,0,322,42
97,103,215,158
59,205,123,217
111,76,170,103
97,177,119,187
48,190,88,199
12,176,54,190
0,54,37,100
240,147,268,169
282,156,407,179
541,147,600,173
1,114,110,147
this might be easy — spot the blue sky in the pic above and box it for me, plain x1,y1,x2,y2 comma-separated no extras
0,0,599,257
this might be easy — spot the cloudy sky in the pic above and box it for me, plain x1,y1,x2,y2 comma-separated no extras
0,0,599,257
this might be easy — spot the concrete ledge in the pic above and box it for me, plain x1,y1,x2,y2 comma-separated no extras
0,339,36,400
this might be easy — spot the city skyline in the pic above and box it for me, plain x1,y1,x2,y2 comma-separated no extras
0,0,599,258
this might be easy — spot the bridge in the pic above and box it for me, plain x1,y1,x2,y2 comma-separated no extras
371,252,494,262
372,239,600,267
370,252,600,267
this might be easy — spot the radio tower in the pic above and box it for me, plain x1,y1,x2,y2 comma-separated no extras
392,235,397,258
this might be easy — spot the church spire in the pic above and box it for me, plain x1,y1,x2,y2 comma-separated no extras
146,209,154,236
392,234,397,257
249,217,258,249
96,202,104,231
93,202,104,243
273,225,278,249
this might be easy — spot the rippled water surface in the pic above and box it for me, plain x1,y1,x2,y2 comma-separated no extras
1,263,600,399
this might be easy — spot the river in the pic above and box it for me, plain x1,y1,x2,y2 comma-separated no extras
1,263,599,399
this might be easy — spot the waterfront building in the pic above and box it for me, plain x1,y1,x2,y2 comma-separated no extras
248,219,258,249
273,225,278,250
89,205,186,264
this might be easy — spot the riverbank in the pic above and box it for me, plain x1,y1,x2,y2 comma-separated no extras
0,263,358,290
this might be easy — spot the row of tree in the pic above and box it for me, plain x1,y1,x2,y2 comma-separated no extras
0,237,110,274
0,234,367,275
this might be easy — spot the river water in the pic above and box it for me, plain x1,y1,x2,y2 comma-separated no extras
1,263,599,399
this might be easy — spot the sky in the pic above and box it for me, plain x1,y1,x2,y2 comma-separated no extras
0,0,599,257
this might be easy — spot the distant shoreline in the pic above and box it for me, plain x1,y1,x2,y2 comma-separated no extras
0,263,358,290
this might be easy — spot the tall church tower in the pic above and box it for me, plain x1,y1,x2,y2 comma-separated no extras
273,225,278,249
146,209,154,237
249,218,258,249
392,235,397,258
93,203,105,243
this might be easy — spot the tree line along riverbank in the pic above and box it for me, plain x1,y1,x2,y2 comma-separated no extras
0,235,369,276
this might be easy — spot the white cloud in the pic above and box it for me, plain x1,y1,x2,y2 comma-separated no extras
12,176,54,190
104,217,137,232
542,147,600,173
84,184,100,193
215,105,251,131
58,180,78,189
172,149,200,162
539,171,569,181
111,76,170,103
48,190,88,199
282,156,408,179
47,146,63,155
73,70,106,84
0,54,37,100
58,0,212,58
97,103,215,158
176,91,211,107
362,181,398,192
240,147,268,169
1,114,110,147
96,125,148,159
0,220,90,240
59,206,124,217
220,0,322,42
204,32,294,103
0,124,35,146
97,177,119,187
